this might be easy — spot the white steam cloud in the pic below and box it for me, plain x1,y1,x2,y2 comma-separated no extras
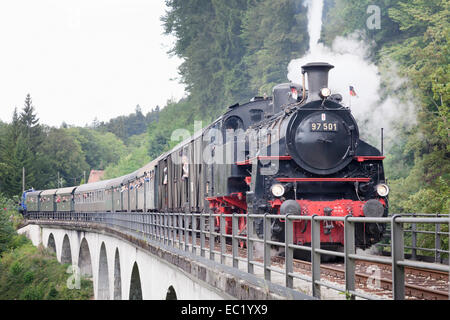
288,0,417,148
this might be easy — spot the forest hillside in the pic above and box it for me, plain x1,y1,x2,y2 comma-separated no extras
0,0,448,216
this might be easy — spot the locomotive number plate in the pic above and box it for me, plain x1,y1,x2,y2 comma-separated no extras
311,122,338,132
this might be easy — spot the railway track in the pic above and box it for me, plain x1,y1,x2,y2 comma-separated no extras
198,237,449,300
351,260,449,300
272,256,449,300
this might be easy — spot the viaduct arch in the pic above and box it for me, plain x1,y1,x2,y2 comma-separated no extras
19,224,228,300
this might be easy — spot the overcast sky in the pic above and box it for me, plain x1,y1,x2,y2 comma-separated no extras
0,0,186,127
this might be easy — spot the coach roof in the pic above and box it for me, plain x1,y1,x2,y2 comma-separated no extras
41,189,57,196
56,186,77,195
75,180,110,193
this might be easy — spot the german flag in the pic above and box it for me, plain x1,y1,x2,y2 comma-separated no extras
349,86,358,97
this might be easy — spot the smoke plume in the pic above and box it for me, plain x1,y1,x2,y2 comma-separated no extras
288,0,417,149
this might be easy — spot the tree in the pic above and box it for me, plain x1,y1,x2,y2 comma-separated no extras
0,204,15,255
0,95,45,196
241,0,309,94
65,127,126,171
37,128,89,188
321,0,449,215
20,94,39,129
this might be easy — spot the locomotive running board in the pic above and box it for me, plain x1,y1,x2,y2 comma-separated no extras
276,177,371,182
236,155,383,165
236,156,292,166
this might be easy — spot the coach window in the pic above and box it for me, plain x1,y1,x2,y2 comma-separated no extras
250,109,263,122
223,116,243,142
182,149,189,179
163,167,168,185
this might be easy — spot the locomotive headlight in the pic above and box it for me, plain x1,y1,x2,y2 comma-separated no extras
271,184,285,197
320,87,332,98
376,184,390,197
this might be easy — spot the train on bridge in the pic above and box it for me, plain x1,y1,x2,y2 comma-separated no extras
21,62,389,252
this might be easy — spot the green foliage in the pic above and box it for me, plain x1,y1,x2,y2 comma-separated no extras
103,134,151,179
322,0,402,52
241,0,309,94
23,270,35,284
9,260,24,276
66,127,127,171
0,195,16,255
0,102,41,196
0,243,93,300
0,217,15,256
0,192,93,300
146,98,209,159
35,127,90,189
94,104,161,143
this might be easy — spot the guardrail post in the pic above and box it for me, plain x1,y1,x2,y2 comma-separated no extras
263,213,271,281
311,215,321,299
285,214,293,288
160,212,163,244
209,210,215,261
159,212,163,242
220,213,226,264
148,212,152,239
411,214,417,261
142,213,147,240
247,213,254,274
166,211,170,245
154,212,157,240
167,212,173,246
435,215,441,263
178,212,183,249
147,212,151,239
184,208,189,252
153,212,157,241
164,211,168,245
171,212,175,246
232,212,239,268
157,212,160,242
200,212,206,257
154,212,158,240
344,215,355,300
391,214,405,300
192,212,197,255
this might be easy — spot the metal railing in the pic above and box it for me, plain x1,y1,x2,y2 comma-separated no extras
375,213,449,264
26,211,449,300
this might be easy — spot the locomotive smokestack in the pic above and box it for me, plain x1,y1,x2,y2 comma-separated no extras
301,62,334,102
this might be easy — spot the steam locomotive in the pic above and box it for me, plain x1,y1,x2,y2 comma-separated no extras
23,62,389,252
